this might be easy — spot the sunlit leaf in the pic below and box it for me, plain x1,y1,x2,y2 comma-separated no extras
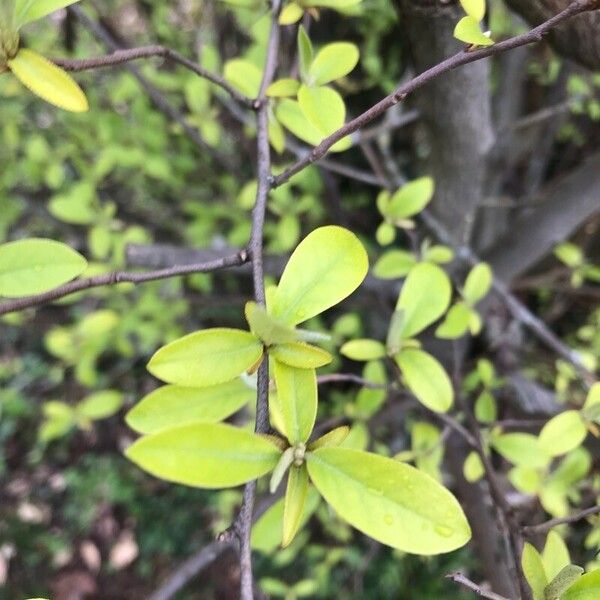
278,1,303,25
538,411,587,457
125,422,281,488
309,426,350,450
274,361,317,444
554,243,583,268
453,16,494,47
340,339,386,361
395,263,452,339
435,302,472,339
270,342,332,369
542,531,571,582
8,49,89,112
459,0,485,21
272,226,368,325
396,349,453,413
223,59,261,98
125,380,254,434
77,390,123,420
266,78,300,97
147,328,263,387
298,85,346,136
463,451,484,482
306,447,471,554
387,177,434,220
491,432,550,469
283,465,309,547
308,42,359,86
0,238,87,297
373,250,416,279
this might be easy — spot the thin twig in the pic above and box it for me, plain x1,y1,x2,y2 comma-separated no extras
522,505,600,536
0,252,247,316
446,572,511,600
271,0,598,187
53,45,254,107
316,373,388,388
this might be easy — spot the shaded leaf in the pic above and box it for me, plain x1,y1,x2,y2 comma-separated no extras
283,465,309,547
245,301,298,346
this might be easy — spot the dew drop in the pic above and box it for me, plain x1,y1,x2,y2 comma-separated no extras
434,524,454,538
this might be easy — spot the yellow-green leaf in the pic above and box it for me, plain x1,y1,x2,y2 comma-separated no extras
309,426,350,450
340,339,386,361
273,361,317,444
538,411,587,457
283,465,309,547
557,567,598,600
435,302,472,339
278,1,303,25
266,78,300,97
8,48,89,112
297,84,346,137
147,328,263,387
463,262,493,305
245,301,298,346
545,565,584,600
14,0,82,28
308,42,359,86
459,0,485,21
522,542,548,600
125,422,281,488
463,451,484,482
387,177,434,220
270,342,332,369
306,447,471,554
223,59,261,98
272,226,368,325
125,380,254,434
0,238,87,297
395,263,452,339
77,390,123,420
491,432,550,469
542,531,571,582
453,16,494,47
395,349,453,413
373,250,417,279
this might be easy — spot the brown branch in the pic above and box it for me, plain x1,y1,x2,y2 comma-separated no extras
52,45,254,107
446,572,511,600
0,252,247,316
522,505,600,536
317,373,388,389
271,0,599,188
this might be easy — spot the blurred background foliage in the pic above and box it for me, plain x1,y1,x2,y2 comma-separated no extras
0,0,598,598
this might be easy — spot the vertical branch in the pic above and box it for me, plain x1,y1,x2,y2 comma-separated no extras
237,3,282,599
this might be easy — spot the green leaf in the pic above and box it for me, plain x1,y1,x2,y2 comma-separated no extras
522,542,548,600
251,487,320,553
375,222,396,246
298,85,345,136
355,360,387,418
453,16,494,47
0,238,87,297
266,78,300,97
147,328,263,387
306,447,471,554
395,263,452,339
275,99,351,152
491,432,550,469
387,177,434,220
125,422,281,488
538,411,587,457
423,245,454,264
274,361,317,444
554,243,583,268
77,390,123,420
14,0,81,28
270,342,332,369
412,422,443,481
463,451,484,482
542,531,571,582
559,568,599,600
474,390,497,423
340,339,386,361
463,263,493,305
459,0,485,21
297,26,313,83
435,302,472,339
308,42,359,86
272,226,368,325
508,466,542,495
223,59,261,98
125,380,254,434
373,250,417,279
303,0,362,7
309,426,350,450
544,565,584,600
283,465,309,547
395,349,453,413
8,48,89,112
245,301,298,346
278,2,303,25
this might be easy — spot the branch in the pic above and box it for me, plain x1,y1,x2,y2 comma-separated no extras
271,0,599,188
522,505,600,536
0,253,247,316
53,45,254,107
446,572,511,600
317,373,388,388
